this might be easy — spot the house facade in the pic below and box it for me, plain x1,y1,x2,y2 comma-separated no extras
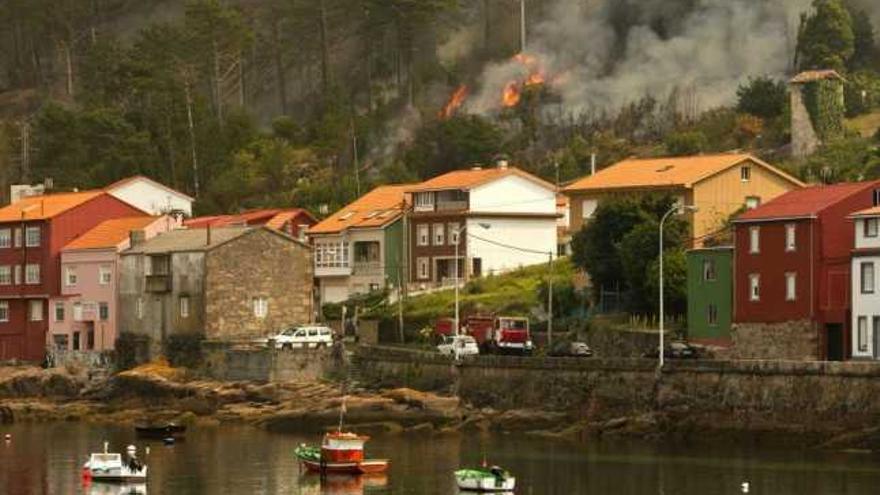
0,191,146,361
106,175,194,216
407,162,557,287
185,208,316,240
686,247,733,345
48,216,172,353
733,181,880,361
309,185,410,305
563,154,804,246
849,206,880,360
118,227,312,349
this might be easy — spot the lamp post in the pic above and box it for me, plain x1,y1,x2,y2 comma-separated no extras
658,203,697,370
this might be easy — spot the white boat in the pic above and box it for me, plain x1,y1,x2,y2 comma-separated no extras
83,443,148,483
454,466,516,492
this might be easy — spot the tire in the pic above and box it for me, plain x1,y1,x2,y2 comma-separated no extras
282,343,292,351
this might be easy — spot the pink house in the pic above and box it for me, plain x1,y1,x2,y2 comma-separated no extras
49,216,173,352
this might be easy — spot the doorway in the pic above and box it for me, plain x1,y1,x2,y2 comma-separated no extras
826,323,844,361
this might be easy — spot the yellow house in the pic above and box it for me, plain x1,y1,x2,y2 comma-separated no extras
563,153,805,245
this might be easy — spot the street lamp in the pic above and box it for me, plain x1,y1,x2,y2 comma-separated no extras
658,203,698,369
453,223,490,358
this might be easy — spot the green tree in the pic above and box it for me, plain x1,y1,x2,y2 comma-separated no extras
664,131,707,156
644,249,688,316
618,214,688,314
846,4,878,71
797,0,855,72
404,115,504,178
736,77,788,119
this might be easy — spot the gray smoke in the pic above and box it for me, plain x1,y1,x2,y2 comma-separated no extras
469,0,813,115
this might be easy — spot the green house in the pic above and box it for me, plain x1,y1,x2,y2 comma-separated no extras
687,247,733,344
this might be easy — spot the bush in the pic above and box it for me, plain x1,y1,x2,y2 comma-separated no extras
736,77,788,119
163,333,204,369
664,131,707,155
114,332,151,371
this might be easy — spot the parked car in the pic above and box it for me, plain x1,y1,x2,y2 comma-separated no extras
643,341,699,359
548,341,594,358
437,335,480,358
264,325,334,350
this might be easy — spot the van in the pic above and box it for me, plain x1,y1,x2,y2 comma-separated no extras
269,325,334,350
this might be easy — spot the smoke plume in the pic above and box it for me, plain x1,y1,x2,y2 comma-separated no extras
470,0,813,115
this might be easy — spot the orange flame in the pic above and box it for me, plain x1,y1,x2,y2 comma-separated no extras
525,72,545,87
502,82,521,107
439,84,469,119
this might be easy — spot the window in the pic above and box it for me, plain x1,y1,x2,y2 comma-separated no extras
52,334,68,350
137,298,144,319
433,223,445,245
72,331,80,351
702,259,716,281
862,262,875,294
449,223,460,245
314,241,349,269
0,301,8,322
582,199,598,219
25,264,40,284
253,297,268,319
472,257,482,277
369,283,380,292
99,266,112,285
73,302,82,321
29,300,43,321
417,257,429,280
148,255,170,275
25,226,40,247
874,189,880,207
858,316,868,352
99,302,109,321
65,267,77,286
749,274,760,301
54,302,64,322
353,242,380,263
0,266,10,286
417,225,430,246
741,165,751,182
0,229,10,248
707,304,718,326
414,192,435,211
749,226,760,254
14,266,20,285
865,218,879,238
13,228,21,248
785,224,797,251
86,330,95,350
785,272,797,301
179,296,190,318
874,317,880,355
745,196,761,210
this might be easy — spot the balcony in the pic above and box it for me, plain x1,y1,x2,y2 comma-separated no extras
436,200,468,212
353,261,383,276
73,302,97,322
315,264,352,277
146,274,171,292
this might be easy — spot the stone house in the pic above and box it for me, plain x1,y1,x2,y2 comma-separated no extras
118,227,312,348
789,70,845,159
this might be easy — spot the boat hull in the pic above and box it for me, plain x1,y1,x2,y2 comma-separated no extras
135,424,186,439
455,476,516,492
299,458,389,474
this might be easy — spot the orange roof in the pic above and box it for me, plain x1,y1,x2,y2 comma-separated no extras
563,153,803,193
185,208,316,230
790,70,845,84
851,205,880,218
309,185,412,235
64,216,159,250
406,166,555,192
0,190,106,222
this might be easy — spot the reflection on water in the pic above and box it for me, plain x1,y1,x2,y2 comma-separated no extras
2,422,880,494
85,483,146,495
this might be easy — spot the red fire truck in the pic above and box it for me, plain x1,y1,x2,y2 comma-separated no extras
435,314,533,355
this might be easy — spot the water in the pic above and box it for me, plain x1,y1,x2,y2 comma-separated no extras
2,422,880,494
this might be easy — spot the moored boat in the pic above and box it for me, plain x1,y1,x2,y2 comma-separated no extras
295,431,389,475
454,466,515,492
135,423,186,439
83,443,147,484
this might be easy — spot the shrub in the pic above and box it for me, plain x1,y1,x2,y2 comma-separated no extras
114,332,151,371
163,333,205,369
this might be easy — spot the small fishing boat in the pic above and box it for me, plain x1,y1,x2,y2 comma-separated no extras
295,431,389,475
454,466,516,492
134,423,186,439
83,443,147,483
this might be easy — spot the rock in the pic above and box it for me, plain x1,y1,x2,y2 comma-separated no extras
0,406,12,423
491,409,569,432
405,422,434,434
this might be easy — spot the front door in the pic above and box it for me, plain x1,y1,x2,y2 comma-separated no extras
826,324,844,361
874,317,880,360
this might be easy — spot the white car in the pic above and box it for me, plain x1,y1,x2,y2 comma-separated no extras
437,335,480,357
268,325,334,350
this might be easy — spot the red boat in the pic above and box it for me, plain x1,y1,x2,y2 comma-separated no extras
295,432,389,475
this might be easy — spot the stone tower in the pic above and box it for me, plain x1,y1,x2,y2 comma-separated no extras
789,70,845,158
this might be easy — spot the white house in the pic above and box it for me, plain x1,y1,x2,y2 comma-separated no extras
105,176,194,217
851,205,880,359
407,161,558,287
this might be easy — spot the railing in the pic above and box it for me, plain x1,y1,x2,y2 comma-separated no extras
75,302,97,322
436,200,468,212
146,274,171,292
315,264,352,277
352,261,382,275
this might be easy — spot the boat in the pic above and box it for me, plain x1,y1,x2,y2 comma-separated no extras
83,443,148,483
135,423,186,439
295,431,389,475
454,466,516,492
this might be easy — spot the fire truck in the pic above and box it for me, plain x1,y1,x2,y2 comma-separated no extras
435,314,533,355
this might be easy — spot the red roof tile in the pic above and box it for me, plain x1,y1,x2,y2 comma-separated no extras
0,190,106,222
184,208,316,230
735,181,880,222
64,216,160,250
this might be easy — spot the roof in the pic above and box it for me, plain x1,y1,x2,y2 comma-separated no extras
563,153,803,193
0,190,106,222
735,181,880,222
63,216,159,251
850,205,880,218
125,227,253,254
790,70,845,84
106,175,195,201
309,185,412,235
406,166,555,193
184,208,316,230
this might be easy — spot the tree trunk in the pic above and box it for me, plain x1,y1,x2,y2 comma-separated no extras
212,38,223,124
62,40,74,98
318,0,330,96
272,18,288,114
183,79,200,197
483,0,491,53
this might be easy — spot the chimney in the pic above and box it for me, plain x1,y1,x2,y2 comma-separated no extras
471,164,483,171
129,230,146,247
497,159,509,169
590,153,597,175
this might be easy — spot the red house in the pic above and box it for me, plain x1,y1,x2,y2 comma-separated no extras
733,181,880,361
0,191,145,362
184,208,316,240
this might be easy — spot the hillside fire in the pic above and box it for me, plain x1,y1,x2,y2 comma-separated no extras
439,84,470,119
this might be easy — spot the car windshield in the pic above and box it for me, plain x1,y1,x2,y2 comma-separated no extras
503,319,527,330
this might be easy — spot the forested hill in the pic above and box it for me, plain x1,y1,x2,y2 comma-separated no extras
0,0,879,216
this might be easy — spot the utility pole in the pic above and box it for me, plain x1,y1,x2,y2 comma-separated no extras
397,260,404,343
547,252,553,349
20,121,30,183
350,117,360,197
519,0,527,52
183,78,200,197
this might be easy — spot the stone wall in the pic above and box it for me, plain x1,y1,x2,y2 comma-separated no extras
205,229,313,339
790,84,820,158
730,320,817,360
201,342,334,382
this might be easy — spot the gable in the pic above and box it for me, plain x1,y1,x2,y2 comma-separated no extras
470,174,556,214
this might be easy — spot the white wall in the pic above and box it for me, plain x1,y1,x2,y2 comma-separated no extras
852,255,880,359
109,179,193,216
320,278,350,305
466,217,556,276
855,218,880,249
469,175,555,214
